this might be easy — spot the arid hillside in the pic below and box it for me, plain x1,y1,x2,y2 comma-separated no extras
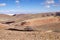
9,12,60,23
21,16,59,26
0,12,60,40
11,16,60,31
0,14,15,24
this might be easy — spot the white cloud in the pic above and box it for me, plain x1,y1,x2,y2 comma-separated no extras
16,0,19,3
45,5,50,8
0,3,6,6
45,0,60,7
46,0,55,4
0,10,9,13
44,0,55,8
0,9,18,12
52,3,60,7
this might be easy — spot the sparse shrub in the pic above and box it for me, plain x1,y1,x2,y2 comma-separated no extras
24,26,34,31
53,30,60,32
21,21,26,25
56,12,60,16
42,15,45,17
51,14,54,16
46,14,49,16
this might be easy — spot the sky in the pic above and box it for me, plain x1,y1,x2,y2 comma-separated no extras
0,0,60,14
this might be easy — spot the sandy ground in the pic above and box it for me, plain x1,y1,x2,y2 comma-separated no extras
0,29,60,40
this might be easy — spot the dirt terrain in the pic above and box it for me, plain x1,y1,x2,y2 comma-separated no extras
0,12,60,40
0,30,60,40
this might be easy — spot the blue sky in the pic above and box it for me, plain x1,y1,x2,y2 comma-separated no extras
0,0,60,14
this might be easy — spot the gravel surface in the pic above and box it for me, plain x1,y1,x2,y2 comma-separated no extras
0,30,60,40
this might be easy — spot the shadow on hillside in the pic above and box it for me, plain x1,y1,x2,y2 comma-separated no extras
6,28,34,31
